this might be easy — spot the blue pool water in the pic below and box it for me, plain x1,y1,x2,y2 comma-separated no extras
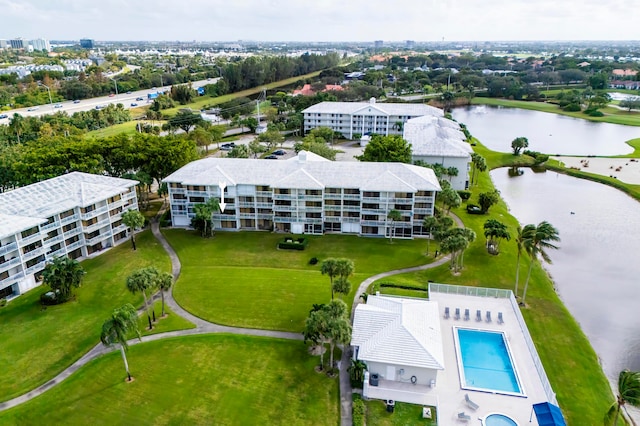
457,329,522,394
484,413,518,426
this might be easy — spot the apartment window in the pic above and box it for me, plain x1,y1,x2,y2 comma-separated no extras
63,222,77,233
108,195,122,203
82,218,98,227
26,255,45,268
21,226,39,239
190,197,205,203
170,183,183,189
22,241,42,254
81,205,95,214
172,193,187,200
60,209,75,219
65,235,80,246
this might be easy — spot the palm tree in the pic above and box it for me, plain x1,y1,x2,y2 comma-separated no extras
100,304,141,382
422,216,439,255
121,210,145,251
387,209,402,243
126,267,156,330
321,258,339,300
41,256,86,303
446,166,459,183
514,225,527,298
9,113,25,144
483,219,511,254
606,370,640,426
332,277,351,299
193,198,220,238
521,221,560,305
154,271,173,317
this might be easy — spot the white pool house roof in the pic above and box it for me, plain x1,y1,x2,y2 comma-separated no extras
0,172,138,238
404,115,473,158
352,295,445,370
163,152,441,192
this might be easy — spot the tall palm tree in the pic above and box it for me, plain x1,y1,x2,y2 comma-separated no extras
100,304,141,382
121,210,145,251
606,370,640,426
41,256,86,303
387,209,402,243
126,267,156,330
514,225,528,298
422,216,439,255
320,258,339,300
521,221,560,305
154,271,173,317
193,197,220,238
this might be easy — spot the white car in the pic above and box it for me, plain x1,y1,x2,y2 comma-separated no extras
27,106,39,112
54,104,63,108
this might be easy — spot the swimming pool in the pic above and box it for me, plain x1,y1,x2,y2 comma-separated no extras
483,413,519,426
455,328,523,395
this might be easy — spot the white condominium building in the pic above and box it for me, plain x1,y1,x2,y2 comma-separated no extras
302,98,444,139
164,151,440,238
0,172,139,299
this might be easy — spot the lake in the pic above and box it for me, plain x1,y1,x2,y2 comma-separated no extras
453,105,639,156
491,169,640,383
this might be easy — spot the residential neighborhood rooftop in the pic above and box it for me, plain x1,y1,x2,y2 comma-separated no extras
302,99,444,117
404,115,474,158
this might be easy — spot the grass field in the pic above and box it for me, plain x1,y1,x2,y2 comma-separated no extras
369,162,613,424
0,231,171,401
472,97,640,126
165,231,432,331
0,334,339,426
365,399,435,426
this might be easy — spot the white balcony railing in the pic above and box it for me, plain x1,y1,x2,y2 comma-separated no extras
0,241,18,257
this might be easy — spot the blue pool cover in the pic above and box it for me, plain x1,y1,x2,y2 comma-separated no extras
532,402,567,426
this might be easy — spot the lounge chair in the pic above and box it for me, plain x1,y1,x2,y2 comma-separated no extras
464,308,470,321
498,312,504,324
476,309,482,321
486,311,492,322
454,308,460,320
458,411,471,421
444,307,450,319
464,393,479,410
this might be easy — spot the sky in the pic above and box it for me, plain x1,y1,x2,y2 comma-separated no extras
1,0,638,42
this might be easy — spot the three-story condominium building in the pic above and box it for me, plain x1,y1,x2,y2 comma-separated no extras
302,98,444,139
0,172,139,299
163,151,440,238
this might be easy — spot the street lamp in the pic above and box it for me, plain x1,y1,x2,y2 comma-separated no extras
39,83,53,111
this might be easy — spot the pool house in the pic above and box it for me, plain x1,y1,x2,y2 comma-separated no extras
351,284,565,425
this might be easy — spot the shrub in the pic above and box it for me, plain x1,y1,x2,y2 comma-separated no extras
278,237,308,250
40,291,66,306
466,203,483,214
352,395,365,426
309,257,318,265
0,298,6,307
457,190,472,200
160,210,172,227
562,103,581,112
586,109,604,117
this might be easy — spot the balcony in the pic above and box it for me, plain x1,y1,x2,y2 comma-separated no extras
301,195,323,201
111,224,128,234
361,208,385,215
323,193,342,200
324,205,342,211
342,194,361,200
81,205,109,221
20,232,42,246
44,234,64,247
0,257,22,271
362,197,381,203
215,214,237,221
0,241,18,257
187,190,209,197
83,220,109,234
342,205,361,212
239,213,255,219
273,193,294,200
64,227,82,238
40,221,59,232
24,260,46,275
273,205,296,212
391,198,414,205
60,214,79,226
273,217,293,223
171,198,188,205
361,220,386,226
255,202,272,209
303,218,323,224
324,216,342,223
303,206,323,212
256,191,272,197
342,217,361,223
85,233,111,246
0,271,25,287
415,196,434,203
22,246,47,260
237,201,255,208
256,213,273,220
66,240,84,252
46,247,67,258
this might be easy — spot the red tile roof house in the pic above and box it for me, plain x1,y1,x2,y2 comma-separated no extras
292,84,344,96
612,69,638,78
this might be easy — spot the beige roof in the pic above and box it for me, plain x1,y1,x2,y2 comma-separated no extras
164,152,441,192
352,295,445,370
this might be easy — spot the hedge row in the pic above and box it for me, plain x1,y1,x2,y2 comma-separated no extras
277,237,308,250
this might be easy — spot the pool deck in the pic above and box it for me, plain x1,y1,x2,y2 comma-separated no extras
432,292,551,424
366,290,558,425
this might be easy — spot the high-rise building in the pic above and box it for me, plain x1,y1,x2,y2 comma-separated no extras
9,38,26,49
406,40,415,49
30,38,51,52
80,38,94,49
374,40,383,49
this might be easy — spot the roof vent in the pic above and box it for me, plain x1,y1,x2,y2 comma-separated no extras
369,97,376,104
298,151,307,163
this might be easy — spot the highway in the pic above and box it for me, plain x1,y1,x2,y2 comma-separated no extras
0,78,219,122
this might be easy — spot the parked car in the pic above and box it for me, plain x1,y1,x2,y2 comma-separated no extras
73,100,81,104
54,104,63,108
0,114,8,119
272,149,286,156
130,103,138,107
265,155,278,160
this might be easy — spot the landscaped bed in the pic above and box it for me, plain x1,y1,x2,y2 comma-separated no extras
165,231,433,332
0,231,172,401
0,335,340,425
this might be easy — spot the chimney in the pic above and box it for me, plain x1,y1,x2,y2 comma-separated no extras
369,97,376,104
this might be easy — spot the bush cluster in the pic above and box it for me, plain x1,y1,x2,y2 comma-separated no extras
457,190,472,200
309,257,318,265
466,203,483,214
352,395,366,426
277,237,308,250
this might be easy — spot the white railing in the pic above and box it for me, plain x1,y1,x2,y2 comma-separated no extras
255,202,272,209
324,205,342,211
0,271,24,286
0,256,22,271
0,241,18,257
428,283,558,405
39,221,59,232
343,194,361,200
24,260,46,275
64,227,82,238
65,240,84,252
20,232,42,246
323,193,342,200
342,205,361,212
81,205,108,220
324,217,341,222
60,214,79,226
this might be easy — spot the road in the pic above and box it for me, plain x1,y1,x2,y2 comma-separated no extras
0,78,219,122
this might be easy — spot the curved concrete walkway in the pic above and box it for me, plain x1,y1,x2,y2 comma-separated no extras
1,208,463,424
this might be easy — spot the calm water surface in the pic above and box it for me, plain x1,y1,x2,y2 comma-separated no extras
491,169,640,381
453,106,639,156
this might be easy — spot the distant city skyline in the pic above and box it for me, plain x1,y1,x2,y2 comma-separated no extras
0,0,638,42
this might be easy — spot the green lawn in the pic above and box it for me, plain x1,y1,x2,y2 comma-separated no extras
369,165,613,424
135,299,195,337
84,121,141,138
472,97,640,126
0,231,171,401
0,334,339,425
165,231,432,331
